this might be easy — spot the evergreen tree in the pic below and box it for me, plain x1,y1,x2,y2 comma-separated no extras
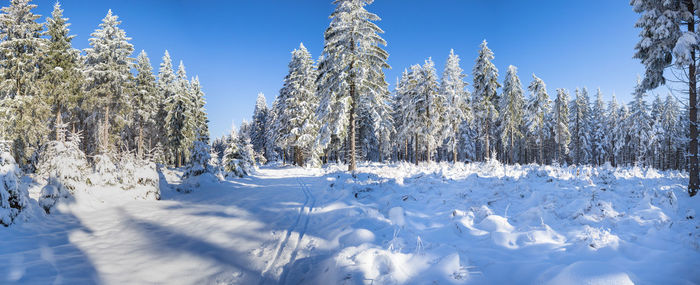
251,93,269,160
276,43,320,166
471,40,500,160
631,0,699,195
164,61,192,167
413,58,443,163
590,88,608,165
189,76,209,143
43,2,82,140
440,49,469,163
553,88,571,163
606,94,621,166
83,9,134,154
659,94,682,169
525,74,551,164
628,79,653,165
132,50,158,156
315,0,390,171
0,0,49,166
569,88,592,165
156,50,176,150
499,65,525,164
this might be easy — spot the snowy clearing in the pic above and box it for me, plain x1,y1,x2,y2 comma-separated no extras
1,162,699,284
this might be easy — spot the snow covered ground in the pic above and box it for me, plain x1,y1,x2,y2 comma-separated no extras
1,162,699,284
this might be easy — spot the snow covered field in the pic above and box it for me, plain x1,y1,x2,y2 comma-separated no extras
1,162,699,284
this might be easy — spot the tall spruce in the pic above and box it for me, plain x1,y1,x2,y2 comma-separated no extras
315,0,390,171
440,49,469,163
631,0,699,195
499,65,525,164
525,74,551,164
277,43,319,166
471,40,500,161
0,0,48,166
553,88,571,163
132,50,158,155
83,9,134,154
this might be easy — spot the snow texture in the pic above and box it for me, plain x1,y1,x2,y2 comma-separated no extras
1,162,698,284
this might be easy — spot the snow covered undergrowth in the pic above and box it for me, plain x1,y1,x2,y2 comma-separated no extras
1,162,699,284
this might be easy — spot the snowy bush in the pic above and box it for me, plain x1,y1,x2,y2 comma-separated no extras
222,128,256,178
0,145,28,226
110,152,160,200
39,175,72,213
128,156,160,200
184,138,210,178
88,153,119,186
37,131,89,194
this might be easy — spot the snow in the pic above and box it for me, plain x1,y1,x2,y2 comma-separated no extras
1,162,699,284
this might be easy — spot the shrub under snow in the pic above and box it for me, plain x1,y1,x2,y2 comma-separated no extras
36,132,90,213
0,146,28,226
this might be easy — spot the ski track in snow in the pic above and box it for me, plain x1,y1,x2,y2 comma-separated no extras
1,162,700,284
260,176,315,284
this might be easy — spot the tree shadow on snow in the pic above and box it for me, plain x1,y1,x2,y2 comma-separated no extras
0,180,101,284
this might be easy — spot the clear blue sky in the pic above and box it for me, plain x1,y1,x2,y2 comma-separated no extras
31,0,644,139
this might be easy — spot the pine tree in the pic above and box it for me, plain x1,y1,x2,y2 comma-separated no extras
276,43,320,166
569,88,592,165
590,88,608,165
499,65,525,164
631,0,699,195
164,61,192,167
628,79,653,166
83,9,134,155
156,50,176,150
189,76,209,143
614,105,631,166
471,40,500,161
553,88,571,163
316,0,390,171
440,49,469,163
222,124,255,178
132,50,158,156
251,93,269,160
0,0,49,166
413,58,443,163
606,94,621,166
659,94,681,169
525,74,551,164
43,2,82,140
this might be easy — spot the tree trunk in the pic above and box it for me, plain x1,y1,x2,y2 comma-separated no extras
414,133,419,165
484,120,490,161
688,4,699,196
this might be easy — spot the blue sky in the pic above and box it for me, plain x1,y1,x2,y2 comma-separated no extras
31,0,644,138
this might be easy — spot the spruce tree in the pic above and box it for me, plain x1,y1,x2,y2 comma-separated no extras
277,43,320,166
83,9,134,155
471,40,500,161
316,0,390,171
628,79,653,165
553,88,571,163
569,88,592,165
499,65,525,164
156,50,176,150
251,93,269,160
606,94,621,166
631,0,699,195
0,0,49,166
132,50,158,156
525,74,551,164
164,61,192,167
440,49,469,163
43,2,82,140
590,88,608,165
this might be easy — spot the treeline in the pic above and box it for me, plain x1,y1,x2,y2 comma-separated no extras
227,0,693,175
0,0,210,171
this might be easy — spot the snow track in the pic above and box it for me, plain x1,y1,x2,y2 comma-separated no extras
260,176,316,284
